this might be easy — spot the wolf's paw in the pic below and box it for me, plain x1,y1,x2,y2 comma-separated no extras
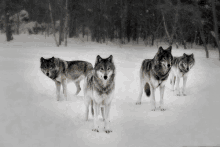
92,128,99,132
176,92,181,96
159,106,166,111
160,108,166,111
136,101,141,105
105,129,112,134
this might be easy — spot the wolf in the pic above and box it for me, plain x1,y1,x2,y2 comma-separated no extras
170,53,195,96
40,57,93,101
84,55,115,133
136,46,173,111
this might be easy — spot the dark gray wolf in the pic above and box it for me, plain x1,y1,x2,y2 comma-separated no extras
84,55,115,133
40,57,93,101
170,53,195,96
136,46,173,111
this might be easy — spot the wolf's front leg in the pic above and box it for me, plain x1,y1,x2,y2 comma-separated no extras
175,76,181,96
74,81,81,95
159,85,166,111
84,97,90,121
136,81,144,105
150,87,156,111
61,78,67,100
182,76,188,96
171,74,175,91
55,81,61,101
104,103,112,133
92,102,99,132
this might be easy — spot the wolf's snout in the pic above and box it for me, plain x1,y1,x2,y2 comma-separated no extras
46,73,49,76
187,67,189,71
104,76,108,80
167,64,171,68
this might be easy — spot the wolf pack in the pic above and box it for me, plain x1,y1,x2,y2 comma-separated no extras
40,46,195,133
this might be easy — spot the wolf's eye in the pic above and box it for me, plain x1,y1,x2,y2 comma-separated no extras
100,68,104,70
163,57,166,60
107,67,111,70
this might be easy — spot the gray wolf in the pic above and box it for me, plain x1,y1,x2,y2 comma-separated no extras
170,53,195,96
136,46,173,111
84,55,115,133
40,57,93,101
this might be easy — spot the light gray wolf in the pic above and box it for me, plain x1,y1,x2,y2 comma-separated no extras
40,57,93,101
170,53,195,96
136,46,173,111
84,55,115,133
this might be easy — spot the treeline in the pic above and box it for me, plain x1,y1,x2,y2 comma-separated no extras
0,0,220,55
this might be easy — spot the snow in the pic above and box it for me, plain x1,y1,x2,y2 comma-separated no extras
1,34,220,147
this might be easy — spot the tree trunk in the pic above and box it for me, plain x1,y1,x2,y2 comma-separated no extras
64,0,68,46
199,26,209,58
4,0,12,41
48,1,59,47
212,0,220,60
162,12,172,45
59,0,64,45
195,0,209,58
17,13,19,34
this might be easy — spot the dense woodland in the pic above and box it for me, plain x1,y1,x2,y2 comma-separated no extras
0,0,219,58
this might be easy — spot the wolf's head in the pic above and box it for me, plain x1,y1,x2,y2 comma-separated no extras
180,53,195,72
40,57,59,79
154,46,173,69
94,55,115,82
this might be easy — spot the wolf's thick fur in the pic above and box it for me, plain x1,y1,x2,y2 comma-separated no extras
84,55,115,133
136,46,173,111
170,53,195,96
40,57,93,101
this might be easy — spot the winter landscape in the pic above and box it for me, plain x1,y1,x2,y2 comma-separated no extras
0,33,220,147
1,0,220,147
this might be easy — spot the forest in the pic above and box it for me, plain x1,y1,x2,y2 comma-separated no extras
0,0,219,58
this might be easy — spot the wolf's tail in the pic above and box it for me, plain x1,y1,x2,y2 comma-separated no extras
170,76,176,84
91,100,94,116
144,82,151,97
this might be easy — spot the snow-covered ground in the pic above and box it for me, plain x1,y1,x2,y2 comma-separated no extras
1,34,220,147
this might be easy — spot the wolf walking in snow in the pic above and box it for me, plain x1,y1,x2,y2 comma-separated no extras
40,57,93,101
84,55,115,133
136,46,173,111
170,53,195,96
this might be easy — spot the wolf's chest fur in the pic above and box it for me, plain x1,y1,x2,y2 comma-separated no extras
142,59,170,88
88,75,115,104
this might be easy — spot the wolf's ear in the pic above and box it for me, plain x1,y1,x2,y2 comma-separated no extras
108,55,113,62
167,46,172,52
95,55,102,64
191,53,194,58
51,56,55,62
183,53,187,57
40,57,44,63
158,46,164,53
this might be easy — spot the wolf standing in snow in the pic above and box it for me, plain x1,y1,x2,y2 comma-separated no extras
84,55,115,133
170,53,195,96
136,46,173,111
40,57,93,101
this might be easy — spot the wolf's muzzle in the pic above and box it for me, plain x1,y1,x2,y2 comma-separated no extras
104,75,108,80
46,73,49,76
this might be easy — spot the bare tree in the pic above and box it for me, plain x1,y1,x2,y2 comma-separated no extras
64,0,68,46
48,0,59,47
212,0,220,60
4,0,13,41
195,1,209,58
59,0,64,45
161,0,180,46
